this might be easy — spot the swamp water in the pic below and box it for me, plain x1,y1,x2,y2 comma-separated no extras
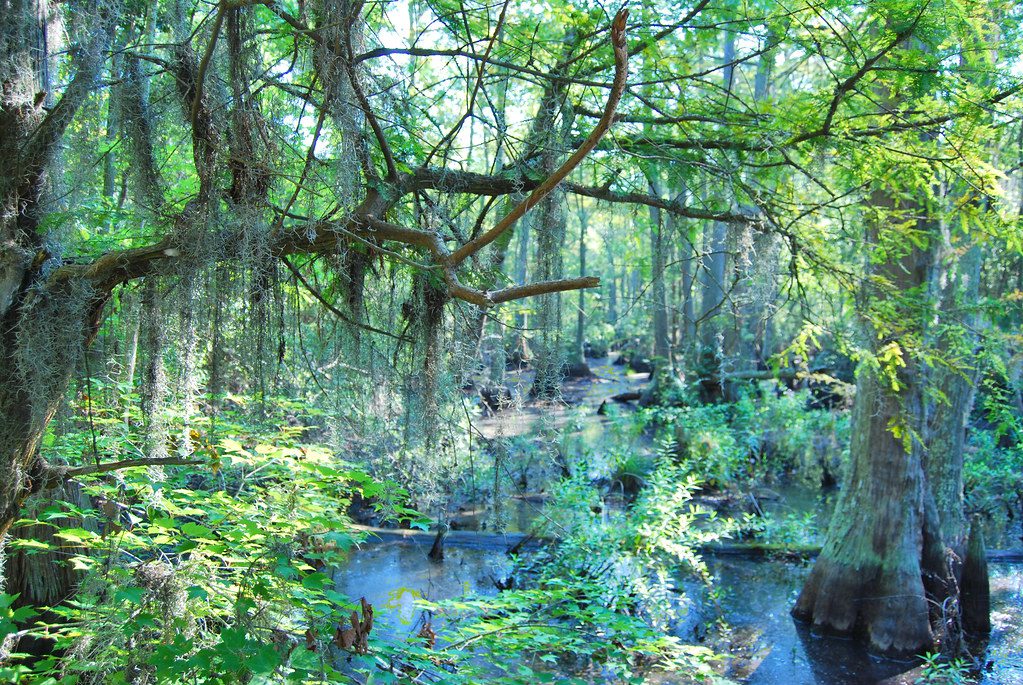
335,540,1023,684
336,357,1023,682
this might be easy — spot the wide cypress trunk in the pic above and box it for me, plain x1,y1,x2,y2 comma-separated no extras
792,365,939,654
793,187,988,653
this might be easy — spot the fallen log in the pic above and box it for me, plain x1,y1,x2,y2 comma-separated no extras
351,525,1023,564
698,542,821,561
351,524,545,553
701,542,1023,563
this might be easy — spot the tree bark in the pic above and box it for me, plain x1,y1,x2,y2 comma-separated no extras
0,0,112,542
792,365,939,654
793,175,986,655
565,197,591,377
528,54,578,399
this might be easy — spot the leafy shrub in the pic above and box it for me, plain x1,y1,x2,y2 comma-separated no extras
396,457,733,683
4,423,423,684
640,383,850,490
915,652,971,684
964,428,1023,518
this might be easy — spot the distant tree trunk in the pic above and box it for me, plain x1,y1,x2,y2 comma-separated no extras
696,27,736,371
510,200,532,366
565,198,591,377
679,223,696,364
529,66,576,398
924,240,981,549
120,287,141,420
604,236,618,326
529,183,568,398
641,175,683,405
646,180,671,364
697,217,728,375
102,61,120,201
731,29,780,377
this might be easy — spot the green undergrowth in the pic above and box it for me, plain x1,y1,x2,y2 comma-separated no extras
4,422,422,683
395,455,737,684
638,384,850,492
2,395,738,684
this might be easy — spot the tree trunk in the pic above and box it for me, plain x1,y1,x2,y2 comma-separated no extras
640,175,683,405
679,223,696,365
697,217,728,383
603,224,618,327
529,68,576,398
8,480,94,656
792,365,939,654
0,0,112,541
793,175,987,653
565,198,591,377
510,200,533,366
697,27,735,363
529,183,568,398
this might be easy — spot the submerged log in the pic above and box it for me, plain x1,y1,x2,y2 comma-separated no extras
699,542,821,561
351,524,1022,566
351,524,544,553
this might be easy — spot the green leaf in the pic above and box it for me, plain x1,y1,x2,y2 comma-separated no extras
186,585,209,600
54,528,100,545
180,522,214,538
301,572,333,591
115,587,147,605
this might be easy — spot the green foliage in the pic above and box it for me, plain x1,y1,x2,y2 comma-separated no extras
5,409,425,684
388,458,733,684
5,0,1023,677
964,428,1023,518
642,385,849,490
915,652,971,685
736,511,819,547
963,355,1023,518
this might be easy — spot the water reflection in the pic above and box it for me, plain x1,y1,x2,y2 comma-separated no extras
333,540,511,640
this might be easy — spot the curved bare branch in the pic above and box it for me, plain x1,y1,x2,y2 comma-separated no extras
447,8,630,267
